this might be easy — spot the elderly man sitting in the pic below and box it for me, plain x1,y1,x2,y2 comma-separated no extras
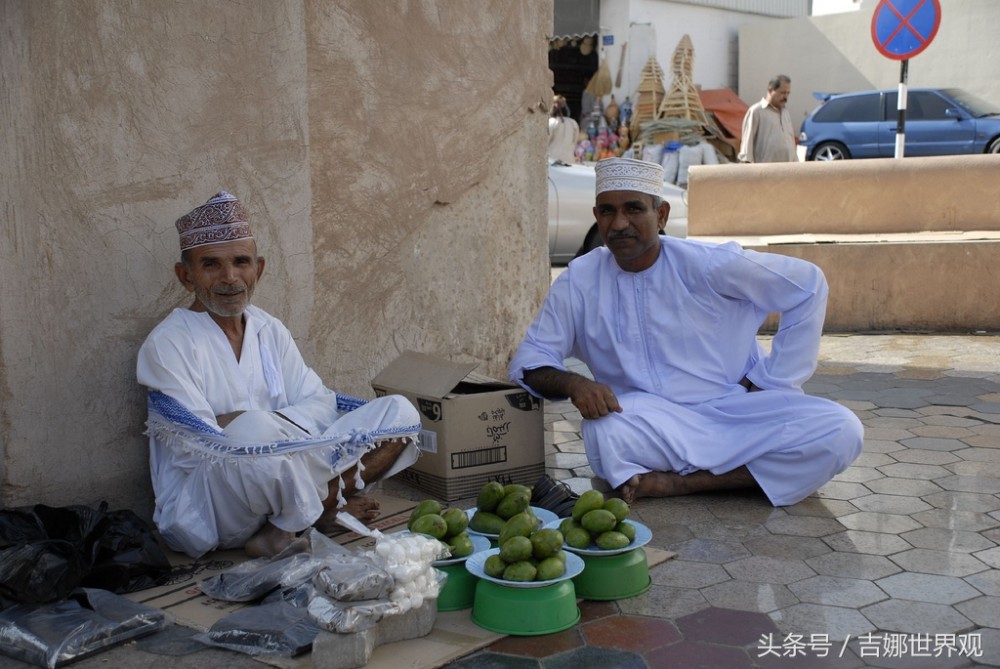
137,192,421,558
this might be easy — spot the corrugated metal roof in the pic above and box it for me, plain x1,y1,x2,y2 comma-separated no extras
664,0,810,17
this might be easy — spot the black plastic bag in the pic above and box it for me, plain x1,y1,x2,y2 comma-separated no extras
0,587,166,668
0,502,171,605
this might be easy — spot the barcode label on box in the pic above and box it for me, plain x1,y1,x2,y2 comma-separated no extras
451,446,507,470
417,429,437,454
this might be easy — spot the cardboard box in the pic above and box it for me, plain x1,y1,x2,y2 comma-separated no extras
372,351,545,501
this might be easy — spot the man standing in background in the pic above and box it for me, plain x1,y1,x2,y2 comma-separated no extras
738,75,797,163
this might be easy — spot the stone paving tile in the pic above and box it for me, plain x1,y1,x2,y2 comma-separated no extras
888,548,989,577
889,448,962,465
911,508,1000,531
860,599,973,635
700,580,799,613
650,559,731,589
743,534,833,561
770,603,876,639
805,553,902,580
616,584,709,619
966,569,1000,597
954,595,1000,628
672,537,751,563
837,512,921,534
900,527,997,553
822,530,913,556
645,640,754,669
920,491,1000,512
862,477,943,497
579,614,681,652
875,572,982,605
674,606,780,647
723,556,817,584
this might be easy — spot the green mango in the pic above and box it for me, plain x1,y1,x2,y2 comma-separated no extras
572,489,605,522
498,511,538,546
558,517,579,535
441,507,469,538
407,499,442,530
495,490,531,520
581,508,618,534
536,556,566,581
565,526,592,549
530,528,564,560
503,484,532,498
447,532,475,558
469,510,505,535
499,535,533,562
603,497,630,523
410,513,448,540
476,481,506,513
615,520,636,543
595,530,631,550
483,554,507,578
502,560,537,582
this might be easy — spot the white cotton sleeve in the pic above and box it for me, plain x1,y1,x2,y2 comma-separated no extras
508,271,577,398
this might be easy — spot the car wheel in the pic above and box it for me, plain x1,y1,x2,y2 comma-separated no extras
812,142,851,161
986,136,1000,154
577,227,603,257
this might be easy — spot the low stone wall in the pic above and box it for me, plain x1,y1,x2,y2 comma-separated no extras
686,155,1000,332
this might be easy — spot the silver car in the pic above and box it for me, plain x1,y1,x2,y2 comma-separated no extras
547,160,689,265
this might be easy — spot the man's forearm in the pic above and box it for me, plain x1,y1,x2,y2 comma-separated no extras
522,366,589,400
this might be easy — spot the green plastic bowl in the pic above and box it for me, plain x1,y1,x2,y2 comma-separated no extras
471,579,580,636
572,547,651,601
436,562,477,611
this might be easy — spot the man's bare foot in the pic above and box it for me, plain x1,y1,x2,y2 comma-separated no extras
618,472,683,503
313,496,381,533
618,466,760,503
245,522,296,559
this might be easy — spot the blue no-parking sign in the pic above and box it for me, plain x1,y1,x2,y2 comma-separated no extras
871,0,941,60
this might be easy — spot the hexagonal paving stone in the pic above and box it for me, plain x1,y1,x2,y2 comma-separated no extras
617,584,709,619
974,546,1000,569
900,527,997,553
860,599,972,635
861,440,906,454
769,603,876,640
866,416,925,429
700,580,799,613
815,482,872,501
806,552,901,580
911,425,976,439
875,462,953,481
742,534,832,561
723,556,816,585
650,559,731,589
764,515,847,538
965,569,1000,596
954,447,1000,463
875,572,981,604
862,478,943,497
888,548,989,577
864,428,918,442
911,508,1000,532
787,576,888,608
833,466,885,484
837,512,921,534
785,498,859,518
822,530,912,556
920,490,1000,512
673,538,750,564
852,452,898,467
947,460,1000,477
935,474,1000,494
890,449,962,465
899,437,968,452
849,494,932,515
675,606,780,647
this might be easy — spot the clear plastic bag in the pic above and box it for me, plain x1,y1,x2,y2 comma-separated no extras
0,588,166,668
193,601,320,657
199,552,325,602
313,558,393,602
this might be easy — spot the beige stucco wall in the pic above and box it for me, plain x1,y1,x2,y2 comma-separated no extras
687,155,1000,332
739,0,1000,132
0,1,552,514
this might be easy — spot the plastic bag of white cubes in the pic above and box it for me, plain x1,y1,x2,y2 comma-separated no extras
305,527,447,634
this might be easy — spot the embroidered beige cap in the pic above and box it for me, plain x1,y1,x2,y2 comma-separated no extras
594,157,665,197
175,191,253,251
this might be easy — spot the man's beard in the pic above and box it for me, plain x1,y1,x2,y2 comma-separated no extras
195,285,251,318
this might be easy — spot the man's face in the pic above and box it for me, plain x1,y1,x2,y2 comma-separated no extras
767,81,791,109
593,190,670,272
175,239,264,319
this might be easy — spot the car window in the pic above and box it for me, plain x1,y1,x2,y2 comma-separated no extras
908,92,953,121
814,94,880,123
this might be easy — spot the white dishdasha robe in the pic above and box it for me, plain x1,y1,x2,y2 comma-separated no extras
137,305,420,557
509,237,862,506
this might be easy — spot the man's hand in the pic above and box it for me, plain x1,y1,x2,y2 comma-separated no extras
739,376,763,392
566,376,623,419
522,367,622,420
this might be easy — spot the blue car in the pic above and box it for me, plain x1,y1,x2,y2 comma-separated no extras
799,87,1000,160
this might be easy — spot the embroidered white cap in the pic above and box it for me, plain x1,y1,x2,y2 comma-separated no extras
594,157,665,197
175,191,253,251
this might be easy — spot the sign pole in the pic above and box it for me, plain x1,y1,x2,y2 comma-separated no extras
895,58,908,159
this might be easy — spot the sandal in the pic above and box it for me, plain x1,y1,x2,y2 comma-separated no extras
530,474,580,519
